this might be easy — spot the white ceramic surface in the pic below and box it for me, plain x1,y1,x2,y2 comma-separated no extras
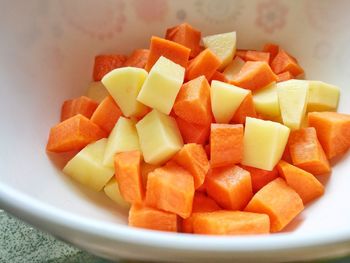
0,0,350,262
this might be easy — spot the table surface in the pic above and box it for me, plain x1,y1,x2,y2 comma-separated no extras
0,209,349,263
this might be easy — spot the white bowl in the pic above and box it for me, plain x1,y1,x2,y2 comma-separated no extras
1,0,350,262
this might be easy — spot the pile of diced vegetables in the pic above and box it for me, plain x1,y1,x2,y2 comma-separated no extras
47,23,350,235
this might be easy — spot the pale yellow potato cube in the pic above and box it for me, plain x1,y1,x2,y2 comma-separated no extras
223,56,245,81
202,31,237,70
242,117,290,171
102,67,148,117
307,80,340,111
104,178,130,209
103,117,140,168
86,81,109,103
136,110,183,165
63,139,114,191
277,80,309,130
137,56,185,114
253,82,280,118
211,80,249,123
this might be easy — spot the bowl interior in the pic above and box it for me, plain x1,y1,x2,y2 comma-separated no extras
1,0,350,242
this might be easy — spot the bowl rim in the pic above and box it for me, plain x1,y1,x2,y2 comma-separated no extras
1,182,350,254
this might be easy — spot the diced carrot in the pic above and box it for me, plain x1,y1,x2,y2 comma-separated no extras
271,49,304,76
210,71,229,83
175,116,211,145
173,143,210,189
245,178,304,232
245,50,270,63
129,203,178,232
114,150,143,204
90,96,122,134
182,192,220,233
61,96,98,121
204,144,210,159
308,112,350,159
93,54,127,81
240,165,279,193
186,48,221,81
140,162,159,190
174,76,211,125
281,147,292,162
231,61,277,91
277,160,324,204
123,49,150,68
192,211,270,235
288,127,331,175
145,161,195,219
276,71,294,82
46,114,106,152
206,165,253,210
145,36,191,71
165,23,201,58
235,49,248,60
230,91,257,124
210,124,244,167
262,43,279,62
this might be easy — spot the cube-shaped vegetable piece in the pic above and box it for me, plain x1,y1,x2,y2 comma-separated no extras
114,150,144,204
46,114,106,153
104,178,130,208
253,82,280,119
245,178,304,232
129,203,178,232
173,76,211,125
277,160,324,204
102,67,148,118
175,116,211,145
288,127,331,175
206,165,253,210
103,117,140,167
211,80,249,123
242,117,290,171
123,49,150,68
186,49,221,81
210,124,244,167
86,81,109,103
277,80,309,130
165,23,201,58
202,31,237,70
271,49,304,77
63,138,114,191
93,54,127,81
223,56,245,82
308,112,350,159
145,36,190,72
231,92,257,124
61,96,98,121
307,81,340,112
145,161,194,218
136,110,183,165
193,211,270,235
137,56,185,114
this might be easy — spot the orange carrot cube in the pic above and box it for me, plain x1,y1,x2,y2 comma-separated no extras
61,96,98,121
186,49,221,81
93,54,126,81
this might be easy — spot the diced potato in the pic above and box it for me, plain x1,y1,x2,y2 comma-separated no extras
102,67,148,117
86,81,109,103
63,138,114,191
136,110,183,165
211,80,249,123
202,31,237,70
277,80,309,130
253,82,280,118
242,117,290,171
103,117,140,167
137,56,185,114
307,80,340,112
103,178,130,208
223,56,245,82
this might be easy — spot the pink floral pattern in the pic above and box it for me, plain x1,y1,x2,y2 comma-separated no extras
132,0,168,23
256,0,288,34
60,0,125,40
